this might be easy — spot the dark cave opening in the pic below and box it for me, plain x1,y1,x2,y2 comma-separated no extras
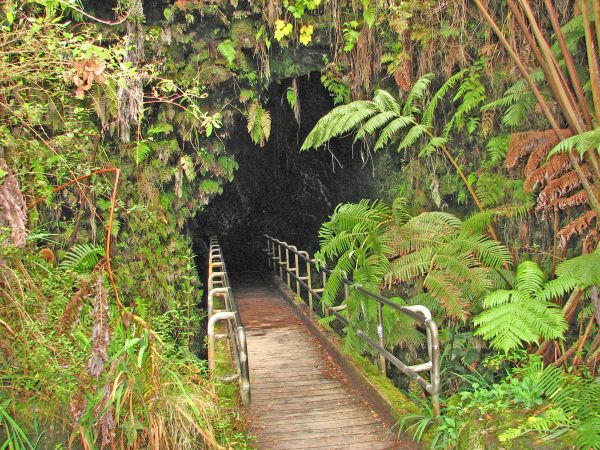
191,73,377,274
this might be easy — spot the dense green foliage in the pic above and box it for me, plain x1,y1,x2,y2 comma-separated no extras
0,1,246,448
2,0,600,448
299,0,600,448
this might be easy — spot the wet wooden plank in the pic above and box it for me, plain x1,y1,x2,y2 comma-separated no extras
233,273,402,450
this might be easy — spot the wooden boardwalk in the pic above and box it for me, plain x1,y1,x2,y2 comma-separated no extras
233,273,401,450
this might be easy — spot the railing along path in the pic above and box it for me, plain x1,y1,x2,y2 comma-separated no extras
263,234,441,416
206,237,251,405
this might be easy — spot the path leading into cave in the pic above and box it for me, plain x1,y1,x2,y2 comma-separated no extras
232,273,402,450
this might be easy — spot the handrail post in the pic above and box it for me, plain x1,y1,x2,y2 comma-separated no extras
321,268,328,314
266,237,272,270
262,235,442,416
206,237,251,406
237,325,251,405
278,242,283,279
307,260,313,310
285,246,291,288
342,273,351,322
294,251,300,295
208,311,235,372
427,319,441,418
377,302,386,374
208,287,229,318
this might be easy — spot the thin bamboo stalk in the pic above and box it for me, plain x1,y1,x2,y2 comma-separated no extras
573,314,595,367
507,0,583,136
518,0,586,134
582,0,600,124
543,0,593,128
516,1,600,185
475,0,600,219
593,0,600,61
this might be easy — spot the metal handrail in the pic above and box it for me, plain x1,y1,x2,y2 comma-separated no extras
263,234,440,416
207,237,251,405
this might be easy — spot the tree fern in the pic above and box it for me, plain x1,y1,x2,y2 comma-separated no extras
60,243,105,273
385,209,510,320
315,200,420,353
473,261,568,353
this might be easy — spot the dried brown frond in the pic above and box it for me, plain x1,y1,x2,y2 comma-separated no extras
68,392,86,423
443,44,460,77
394,58,412,92
263,0,281,25
554,189,589,210
558,210,597,248
96,385,116,448
506,129,569,169
67,57,106,99
88,273,110,378
583,229,599,254
524,153,571,192
536,165,592,212
481,109,495,138
519,219,530,243
59,282,90,334
349,26,381,98
0,159,27,248
524,129,572,174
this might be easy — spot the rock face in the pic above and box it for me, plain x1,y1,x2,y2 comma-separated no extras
0,159,27,248
192,74,378,272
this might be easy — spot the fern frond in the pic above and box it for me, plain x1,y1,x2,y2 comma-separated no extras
355,110,399,141
373,116,414,150
515,260,545,295
402,73,434,116
548,126,600,159
60,243,105,273
422,69,467,127
247,102,271,147
474,261,567,353
423,270,468,319
448,233,511,269
134,141,151,165
555,252,600,288
372,89,401,113
301,101,378,149
462,201,533,234
397,123,426,151
418,136,447,157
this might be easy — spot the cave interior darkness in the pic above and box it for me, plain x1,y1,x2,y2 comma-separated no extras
191,73,378,274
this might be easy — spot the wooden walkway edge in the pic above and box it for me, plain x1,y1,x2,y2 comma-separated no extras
233,273,404,450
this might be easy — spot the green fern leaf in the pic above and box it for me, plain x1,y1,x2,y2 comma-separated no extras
402,73,434,116
60,243,105,273
372,89,400,113
397,124,426,151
